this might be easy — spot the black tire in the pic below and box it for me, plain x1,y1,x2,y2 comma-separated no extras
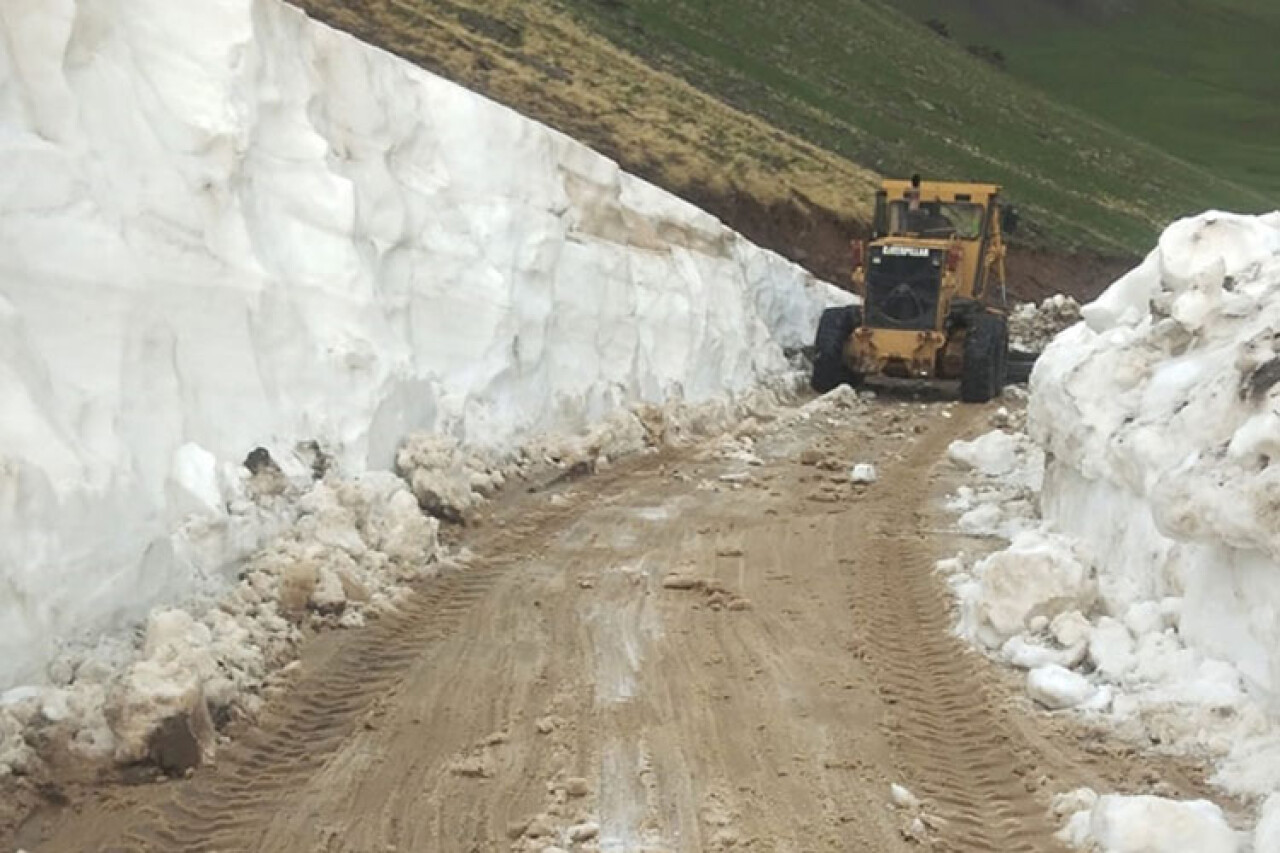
811,305,862,393
1007,349,1039,384
994,321,1009,395
959,313,1008,403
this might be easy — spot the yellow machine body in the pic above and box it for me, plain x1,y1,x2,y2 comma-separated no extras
847,179,1008,380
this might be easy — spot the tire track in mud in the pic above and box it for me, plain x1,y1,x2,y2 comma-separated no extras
90,504,582,853
844,420,1062,853
18,398,1197,853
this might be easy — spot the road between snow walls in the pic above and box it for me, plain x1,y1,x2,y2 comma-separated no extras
0,0,853,792
945,211,1280,852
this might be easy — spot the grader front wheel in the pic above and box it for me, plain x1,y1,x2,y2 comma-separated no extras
811,305,863,393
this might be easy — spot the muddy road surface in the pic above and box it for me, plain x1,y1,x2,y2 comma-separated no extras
10,390,1217,852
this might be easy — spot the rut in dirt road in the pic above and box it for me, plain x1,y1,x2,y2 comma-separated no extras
119,563,519,852
24,503,581,853
843,423,1059,852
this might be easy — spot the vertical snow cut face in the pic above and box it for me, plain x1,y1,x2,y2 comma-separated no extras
943,211,1280,842
0,0,851,687
1029,211,1280,708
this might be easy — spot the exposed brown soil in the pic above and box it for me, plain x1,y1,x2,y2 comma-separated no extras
1005,249,1138,303
6,394,1229,853
681,182,869,290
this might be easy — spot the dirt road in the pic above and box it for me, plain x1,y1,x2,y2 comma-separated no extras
11,392,1220,852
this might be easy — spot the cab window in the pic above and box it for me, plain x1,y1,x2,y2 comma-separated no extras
887,201,985,239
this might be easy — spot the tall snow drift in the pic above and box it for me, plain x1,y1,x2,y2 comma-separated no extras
1030,211,1280,705
944,210,1280,842
0,0,849,687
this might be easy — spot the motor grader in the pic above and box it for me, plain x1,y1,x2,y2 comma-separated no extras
812,176,1019,403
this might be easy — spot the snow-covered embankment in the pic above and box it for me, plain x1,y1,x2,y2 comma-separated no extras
948,212,1280,850
0,0,849,770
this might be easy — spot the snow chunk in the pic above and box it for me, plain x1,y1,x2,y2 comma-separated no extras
890,783,920,810
1063,794,1240,853
1080,252,1162,333
849,464,878,484
800,384,866,418
169,443,224,517
106,610,217,767
395,436,490,523
1001,636,1085,671
958,502,1003,535
961,531,1094,648
1088,618,1137,682
1027,665,1096,710
1051,611,1094,649
1123,600,1165,638
948,430,1020,477
0,704,35,776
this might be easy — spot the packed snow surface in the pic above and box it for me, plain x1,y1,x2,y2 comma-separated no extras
0,0,850,688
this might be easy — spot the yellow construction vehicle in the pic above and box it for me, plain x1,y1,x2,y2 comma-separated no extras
812,175,1020,402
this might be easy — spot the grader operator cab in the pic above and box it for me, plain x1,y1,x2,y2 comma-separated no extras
812,176,1020,403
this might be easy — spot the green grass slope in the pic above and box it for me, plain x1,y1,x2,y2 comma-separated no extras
559,0,1275,254
894,0,1280,200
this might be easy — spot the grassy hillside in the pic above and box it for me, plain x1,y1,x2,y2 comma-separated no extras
894,0,1280,199
556,0,1274,254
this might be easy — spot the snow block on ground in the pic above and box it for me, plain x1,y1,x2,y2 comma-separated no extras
0,0,850,687
1068,794,1240,853
849,464,878,484
959,530,1094,649
948,430,1021,477
1027,665,1095,710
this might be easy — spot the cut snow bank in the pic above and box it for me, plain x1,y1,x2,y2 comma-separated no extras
0,0,851,688
1031,212,1280,710
945,211,1280,843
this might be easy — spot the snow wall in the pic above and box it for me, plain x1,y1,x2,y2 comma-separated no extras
0,0,849,687
1030,212,1280,705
